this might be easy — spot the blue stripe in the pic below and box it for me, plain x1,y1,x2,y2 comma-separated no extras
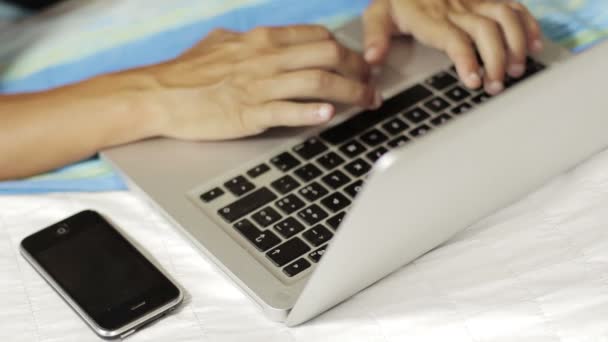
0,172,126,194
1,0,369,93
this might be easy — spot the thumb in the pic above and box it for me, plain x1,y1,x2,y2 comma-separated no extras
362,0,395,65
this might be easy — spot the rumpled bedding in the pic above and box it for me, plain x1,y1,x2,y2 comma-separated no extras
0,0,607,193
2,1,608,341
3,145,608,341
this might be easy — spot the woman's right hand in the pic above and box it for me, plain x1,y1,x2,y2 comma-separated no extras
140,25,380,140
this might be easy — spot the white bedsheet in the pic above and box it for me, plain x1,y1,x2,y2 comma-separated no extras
3,149,608,342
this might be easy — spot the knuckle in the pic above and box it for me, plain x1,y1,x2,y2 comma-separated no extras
310,70,334,91
494,3,515,18
508,1,525,11
249,26,274,44
209,28,229,37
312,25,333,40
353,83,369,103
476,17,500,35
446,28,472,48
240,107,265,133
324,40,346,64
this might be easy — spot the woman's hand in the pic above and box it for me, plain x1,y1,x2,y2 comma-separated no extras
143,25,380,140
362,0,543,94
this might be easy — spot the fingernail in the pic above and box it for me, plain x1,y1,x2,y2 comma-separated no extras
508,63,525,78
372,90,383,109
486,81,504,95
365,46,379,63
532,39,543,53
317,105,333,121
467,72,482,88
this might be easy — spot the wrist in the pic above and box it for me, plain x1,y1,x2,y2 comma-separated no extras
90,70,170,144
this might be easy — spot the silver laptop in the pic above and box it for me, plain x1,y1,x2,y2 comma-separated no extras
103,19,608,326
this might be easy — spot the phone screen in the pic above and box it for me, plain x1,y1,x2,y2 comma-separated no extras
22,210,180,331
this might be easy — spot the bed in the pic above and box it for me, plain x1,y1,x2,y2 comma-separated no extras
2,1,608,341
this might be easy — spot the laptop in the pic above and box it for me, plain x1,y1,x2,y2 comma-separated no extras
103,18,608,326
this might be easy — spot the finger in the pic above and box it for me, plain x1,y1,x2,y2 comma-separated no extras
254,70,380,108
274,40,371,81
474,2,527,78
404,22,482,89
362,0,396,64
247,25,333,47
448,12,508,94
388,0,482,88
246,101,335,130
183,28,238,57
508,1,544,53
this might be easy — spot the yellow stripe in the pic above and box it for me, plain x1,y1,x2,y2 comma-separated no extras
5,0,266,80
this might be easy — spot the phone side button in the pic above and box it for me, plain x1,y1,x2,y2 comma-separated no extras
120,329,137,339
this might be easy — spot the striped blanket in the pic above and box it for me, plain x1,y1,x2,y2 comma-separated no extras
0,0,606,194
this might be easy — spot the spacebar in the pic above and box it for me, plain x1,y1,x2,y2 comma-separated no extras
218,187,277,223
320,84,433,145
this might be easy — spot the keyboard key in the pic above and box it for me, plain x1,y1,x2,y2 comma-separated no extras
526,57,546,74
344,158,371,177
275,194,306,215
274,217,306,239
472,92,491,104
504,75,520,88
410,124,432,137
339,140,367,159
424,96,451,113
344,180,364,198
292,137,328,160
445,85,471,102
294,163,323,182
270,175,300,195
283,258,311,277
298,204,329,225
316,152,345,171
218,188,277,223
270,152,301,172
298,182,329,202
309,245,328,263
246,163,270,178
326,212,346,230
388,136,410,149
252,206,282,228
321,170,351,189
234,219,280,252
403,107,430,124
360,129,388,147
382,118,409,135
425,71,458,90
366,146,388,163
431,114,452,126
320,84,432,145
200,187,224,203
224,176,255,196
320,192,351,213
451,102,473,115
303,224,334,247
267,238,311,267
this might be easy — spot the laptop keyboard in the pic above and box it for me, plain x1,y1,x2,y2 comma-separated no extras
194,58,546,282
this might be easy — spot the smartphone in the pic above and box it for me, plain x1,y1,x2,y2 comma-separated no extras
20,210,183,339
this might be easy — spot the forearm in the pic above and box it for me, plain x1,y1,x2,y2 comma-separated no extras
0,72,165,180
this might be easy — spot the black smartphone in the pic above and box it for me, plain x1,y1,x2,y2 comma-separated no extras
20,210,183,339
4,0,65,10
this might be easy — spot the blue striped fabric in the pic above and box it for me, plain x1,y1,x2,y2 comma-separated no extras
1,0,607,194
